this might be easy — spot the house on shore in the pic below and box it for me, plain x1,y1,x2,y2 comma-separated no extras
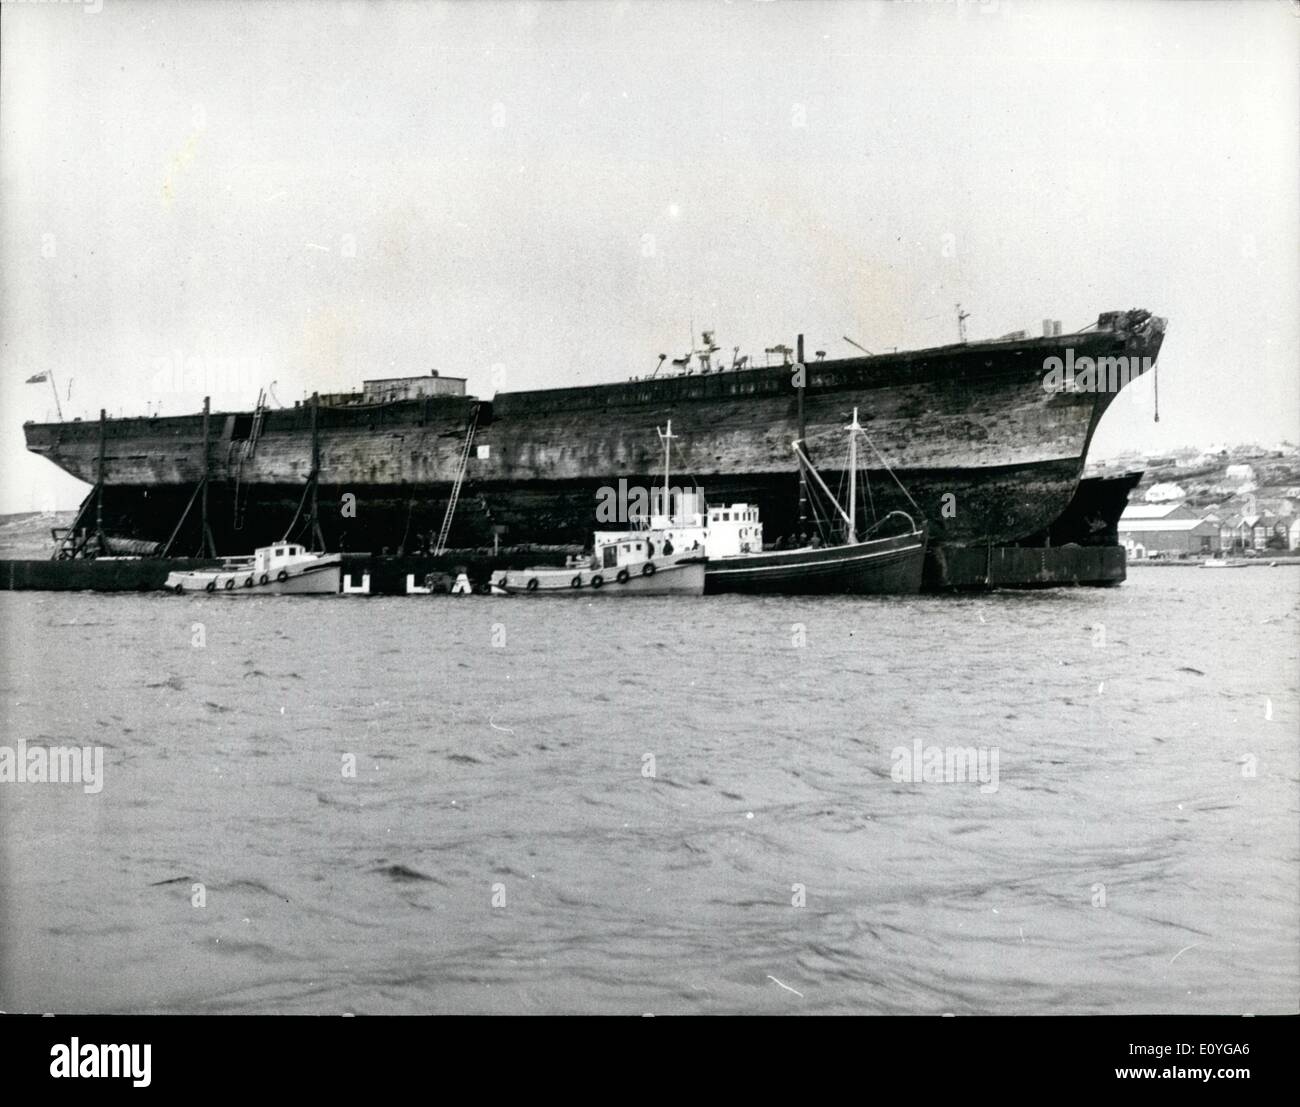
1119,502,1221,558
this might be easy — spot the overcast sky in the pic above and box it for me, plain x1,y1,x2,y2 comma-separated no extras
2,0,1297,513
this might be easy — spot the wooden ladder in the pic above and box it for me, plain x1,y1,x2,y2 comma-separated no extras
433,402,480,556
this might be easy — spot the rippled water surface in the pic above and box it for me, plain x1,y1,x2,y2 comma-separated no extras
1,567,1297,1014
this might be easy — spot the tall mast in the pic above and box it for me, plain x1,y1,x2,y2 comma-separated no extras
658,419,676,519
847,406,861,543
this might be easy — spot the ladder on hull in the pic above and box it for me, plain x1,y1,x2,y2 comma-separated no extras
50,487,104,559
434,403,480,556
232,389,267,531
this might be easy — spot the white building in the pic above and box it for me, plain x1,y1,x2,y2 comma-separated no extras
1143,481,1186,503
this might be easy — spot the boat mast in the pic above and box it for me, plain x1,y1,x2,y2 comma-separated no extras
847,406,862,543
658,419,676,519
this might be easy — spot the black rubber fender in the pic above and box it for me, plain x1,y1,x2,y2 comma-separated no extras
641,561,656,576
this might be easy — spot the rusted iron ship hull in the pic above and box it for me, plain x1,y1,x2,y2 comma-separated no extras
23,311,1164,556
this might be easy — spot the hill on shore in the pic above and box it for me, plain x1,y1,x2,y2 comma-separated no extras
0,511,76,559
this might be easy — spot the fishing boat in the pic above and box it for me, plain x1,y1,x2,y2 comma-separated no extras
704,409,927,594
164,543,341,595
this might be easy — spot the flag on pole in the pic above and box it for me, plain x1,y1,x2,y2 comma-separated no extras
25,372,49,384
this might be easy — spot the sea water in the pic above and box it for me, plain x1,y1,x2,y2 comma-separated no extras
0,567,1296,1014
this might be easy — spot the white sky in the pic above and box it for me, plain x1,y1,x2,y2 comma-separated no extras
2,0,1297,512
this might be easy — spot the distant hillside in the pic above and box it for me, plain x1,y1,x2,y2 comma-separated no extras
1090,445,1300,511
0,511,76,559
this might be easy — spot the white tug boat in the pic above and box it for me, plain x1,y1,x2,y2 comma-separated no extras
490,423,709,596
164,543,341,595
489,533,706,596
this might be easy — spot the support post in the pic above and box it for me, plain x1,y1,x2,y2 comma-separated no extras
309,392,325,551
93,408,107,555
200,395,216,557
796,334,808,533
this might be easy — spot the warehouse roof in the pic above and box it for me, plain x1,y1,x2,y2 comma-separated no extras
1117,517,1216,532
1121,502,1192,520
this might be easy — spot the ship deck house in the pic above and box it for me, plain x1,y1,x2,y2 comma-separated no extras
1118,502,1220,557
361,372,466,403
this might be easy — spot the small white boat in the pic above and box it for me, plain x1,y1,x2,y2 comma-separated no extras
1201,555,1250,569
490,537,705,596
165,544,341,595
